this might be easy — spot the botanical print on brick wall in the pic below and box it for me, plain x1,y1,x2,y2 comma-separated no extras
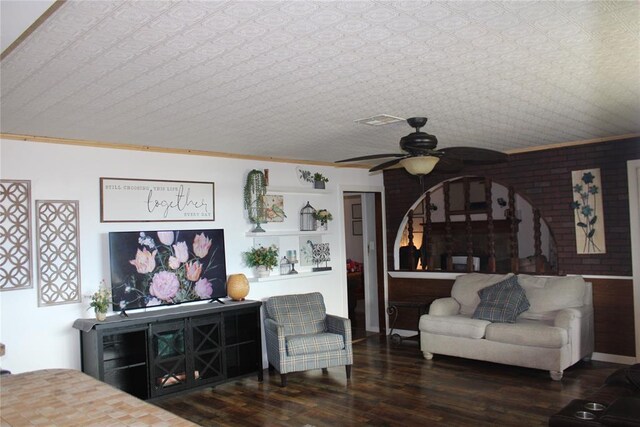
570,168,606,254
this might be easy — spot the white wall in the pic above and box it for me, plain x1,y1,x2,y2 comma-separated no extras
0,138,382,373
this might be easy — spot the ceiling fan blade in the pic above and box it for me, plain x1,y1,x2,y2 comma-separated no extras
335,153,405,163
434,156,464,173
369,157,408,172
438,147,508,164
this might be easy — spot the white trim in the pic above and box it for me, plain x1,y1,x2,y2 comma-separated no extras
247,270,331,283
388,271,634,280
592,352,636,365
389,271,462,279
627,159,640,362
581,274,634,280
338,184,387,331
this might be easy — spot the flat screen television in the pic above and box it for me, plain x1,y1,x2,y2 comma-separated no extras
109,229,227,311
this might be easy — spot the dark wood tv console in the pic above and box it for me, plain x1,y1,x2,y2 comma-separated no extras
73,300,262,400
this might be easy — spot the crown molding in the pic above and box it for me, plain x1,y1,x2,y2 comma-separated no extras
505,134,640,155
0,132,369,168
2,132,636,167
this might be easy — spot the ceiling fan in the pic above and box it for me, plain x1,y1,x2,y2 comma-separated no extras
336,117,508,175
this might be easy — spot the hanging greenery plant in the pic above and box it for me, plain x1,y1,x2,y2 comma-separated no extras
243,169,267,231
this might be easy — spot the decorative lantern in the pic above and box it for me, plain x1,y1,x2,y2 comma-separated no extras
300,201,317,231
279,256,291,275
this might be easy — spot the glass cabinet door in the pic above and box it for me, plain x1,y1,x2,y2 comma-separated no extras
149,320,188,396
190,314,224,385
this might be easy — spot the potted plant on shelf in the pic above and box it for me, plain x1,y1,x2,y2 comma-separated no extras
243,245,279,278
313,209,333,231
311,172,329,189
243,169,267,232
298,168,329,189
88,281,111,321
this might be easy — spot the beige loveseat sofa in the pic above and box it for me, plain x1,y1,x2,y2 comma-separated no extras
419,273,594,380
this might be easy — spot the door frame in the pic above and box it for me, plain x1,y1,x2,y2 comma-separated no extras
627,159,640,361
340,185,387,335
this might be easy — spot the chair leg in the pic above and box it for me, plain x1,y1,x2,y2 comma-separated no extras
280,373,287,387
346,365,352,380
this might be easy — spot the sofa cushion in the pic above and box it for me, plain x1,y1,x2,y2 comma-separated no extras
419,314,490,339
286,332,344,356
518,275,586,319
472,275,530,323
265,292,326,336
451,273,513,315
485,322,568,348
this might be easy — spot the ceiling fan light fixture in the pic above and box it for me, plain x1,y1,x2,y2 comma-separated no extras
400,156,440,175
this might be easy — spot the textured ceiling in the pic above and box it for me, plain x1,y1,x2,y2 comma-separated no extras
1,1,639,165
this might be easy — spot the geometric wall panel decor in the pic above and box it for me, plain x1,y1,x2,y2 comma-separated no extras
36,200,81,306
0,180,32,291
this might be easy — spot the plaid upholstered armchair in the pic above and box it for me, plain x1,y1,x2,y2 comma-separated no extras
264,292,353,387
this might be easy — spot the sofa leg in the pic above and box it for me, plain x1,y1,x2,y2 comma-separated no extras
280,373,287,387
345,365,352,380
550,370,563,381
582,354,593,362
423,352,434,360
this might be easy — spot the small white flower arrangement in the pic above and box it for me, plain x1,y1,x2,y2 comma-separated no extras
313,209,333,226
88,281,112,313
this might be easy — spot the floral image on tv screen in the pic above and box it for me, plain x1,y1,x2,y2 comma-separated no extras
109,229,227,311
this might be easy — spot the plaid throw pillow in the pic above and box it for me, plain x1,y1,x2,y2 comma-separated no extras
472,275,530,323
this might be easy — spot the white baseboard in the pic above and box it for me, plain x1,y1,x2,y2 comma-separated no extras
592,352,637,365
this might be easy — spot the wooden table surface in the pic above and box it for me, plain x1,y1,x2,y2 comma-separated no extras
0,369,198,427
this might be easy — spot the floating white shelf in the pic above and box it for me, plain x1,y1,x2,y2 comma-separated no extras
248,270,332,282
245,229,329,237
266,186,330,195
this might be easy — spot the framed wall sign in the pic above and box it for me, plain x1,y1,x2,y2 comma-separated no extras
100,178,215,222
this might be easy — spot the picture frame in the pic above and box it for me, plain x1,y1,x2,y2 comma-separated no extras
299,236,321,267
352,220,362,236
571,168,606,254
262,194,285,222
100,177,215,222
351,203,362,219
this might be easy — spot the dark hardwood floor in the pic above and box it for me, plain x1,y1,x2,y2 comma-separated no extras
154,336,625,427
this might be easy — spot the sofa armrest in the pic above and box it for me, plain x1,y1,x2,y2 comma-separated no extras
264,318,287,369
326,314,352,339
428,297,460,316
326,315,353,360
553,306,592,327
554,305,594,360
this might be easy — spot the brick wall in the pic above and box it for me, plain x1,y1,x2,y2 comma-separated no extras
384,137,640,276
